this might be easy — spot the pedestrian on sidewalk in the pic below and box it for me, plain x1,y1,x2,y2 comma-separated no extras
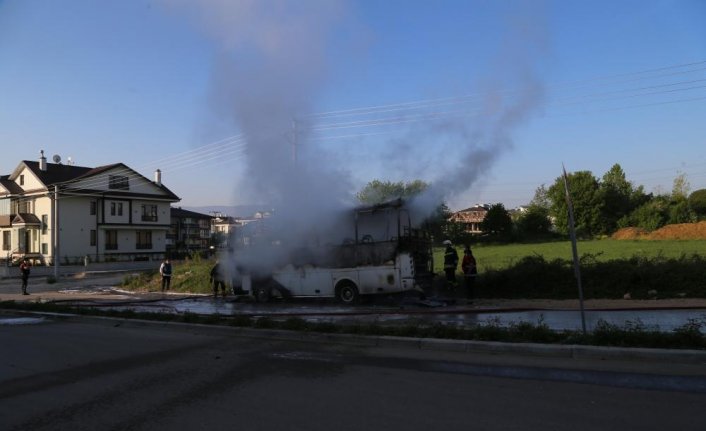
160,259,172,292
461,246,477,301
19,257,31,295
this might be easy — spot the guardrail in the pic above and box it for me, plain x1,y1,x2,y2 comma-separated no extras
0,260,158,279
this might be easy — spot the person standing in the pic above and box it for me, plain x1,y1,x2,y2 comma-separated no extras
19,258,31,295
160,259,172,292
210,260,227,298
461,246,478,301
442,240,459,288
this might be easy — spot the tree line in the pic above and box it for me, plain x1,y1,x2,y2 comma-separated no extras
357,164,706,244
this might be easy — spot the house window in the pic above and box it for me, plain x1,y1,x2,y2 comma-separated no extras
42,215,48,235
117,202,123,216
41,243,48,254
19,175,24,186
2,231,9,251
109,175,129,190
136,231,152,249
105,230,118,250
90,201,96,215
90,230,96,246
17,199,32,213
141,205,158,222
110,202,116,216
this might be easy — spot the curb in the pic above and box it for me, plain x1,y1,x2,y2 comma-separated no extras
4,309,706,365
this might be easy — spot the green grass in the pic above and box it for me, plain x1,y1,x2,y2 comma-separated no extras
118,240,706,299
121,256,214,294
435,239,706,273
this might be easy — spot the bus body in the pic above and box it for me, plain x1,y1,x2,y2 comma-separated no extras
235,199,433,303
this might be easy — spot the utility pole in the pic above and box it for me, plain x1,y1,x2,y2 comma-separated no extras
562,165,587,334
53,185,60,278
291,119,298,164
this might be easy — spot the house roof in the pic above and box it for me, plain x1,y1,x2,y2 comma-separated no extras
12,213,41,225
15,160,94,185
171,207,212,219
0,175,23,195
7,161,179,201
458,205,489,213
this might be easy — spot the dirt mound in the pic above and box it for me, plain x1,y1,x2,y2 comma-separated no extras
612,221,706,240
611,227,649,239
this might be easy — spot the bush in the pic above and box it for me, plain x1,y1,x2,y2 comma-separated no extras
477,253,706,299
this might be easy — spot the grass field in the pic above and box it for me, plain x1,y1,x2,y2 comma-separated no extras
434,239,706,273
120,239,706,299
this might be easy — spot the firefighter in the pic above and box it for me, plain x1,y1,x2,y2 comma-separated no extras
461,246,477,300
442,240,459,288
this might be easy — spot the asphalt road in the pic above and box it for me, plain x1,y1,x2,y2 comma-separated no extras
1,314,705,431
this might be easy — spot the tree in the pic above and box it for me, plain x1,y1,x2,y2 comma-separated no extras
480,203,513,237
515,205,552,237
623,200,667,231
599,164,635,232
665,172,696,224
356,179,428,205
547,171,604,236
671,172,691,201
529,185,550,210
688,189,706,218
668,200,696,224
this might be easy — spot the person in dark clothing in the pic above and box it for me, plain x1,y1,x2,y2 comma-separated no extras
160,259,172,292
210,261,227,298
461,246,477,300
443,240,459,288
19,258,31,295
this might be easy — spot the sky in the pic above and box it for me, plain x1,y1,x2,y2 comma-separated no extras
1,0,705,213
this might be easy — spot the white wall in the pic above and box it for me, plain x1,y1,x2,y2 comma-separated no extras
58,196,97,259
16,166,44,191
69,166,164,195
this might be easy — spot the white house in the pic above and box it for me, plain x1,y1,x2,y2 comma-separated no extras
0,151,180,265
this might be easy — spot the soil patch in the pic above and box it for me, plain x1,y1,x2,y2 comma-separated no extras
612,221,706,240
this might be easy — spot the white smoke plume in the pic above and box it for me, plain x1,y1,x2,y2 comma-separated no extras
166,0,354,275
163,0,359,274
404,4,549,222
164,1,548,274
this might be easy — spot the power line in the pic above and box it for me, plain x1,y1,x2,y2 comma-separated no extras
304,60,706,120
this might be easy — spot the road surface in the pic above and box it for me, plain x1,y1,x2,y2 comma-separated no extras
1,314,705,431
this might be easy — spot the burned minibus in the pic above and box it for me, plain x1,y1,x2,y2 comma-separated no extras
230,199,433,303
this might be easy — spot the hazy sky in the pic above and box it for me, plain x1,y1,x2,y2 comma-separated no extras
1,0,704,211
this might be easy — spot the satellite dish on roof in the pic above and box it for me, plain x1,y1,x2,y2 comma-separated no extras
52,154,61,164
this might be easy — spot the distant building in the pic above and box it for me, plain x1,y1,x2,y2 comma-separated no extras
508,205,529,220
167,207,213,254
449,205,489,234
211,212,266,248
0,151,179,265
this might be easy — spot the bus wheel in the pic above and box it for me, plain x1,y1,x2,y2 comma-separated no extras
336,281,359,304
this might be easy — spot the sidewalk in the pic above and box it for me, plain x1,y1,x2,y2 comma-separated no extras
0,271,136,302
2,271,706,311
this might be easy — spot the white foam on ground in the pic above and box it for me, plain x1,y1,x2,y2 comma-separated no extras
0,317,46,325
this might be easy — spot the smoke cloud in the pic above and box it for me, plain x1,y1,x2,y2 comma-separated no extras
165,1,549,273
166,0,355,236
